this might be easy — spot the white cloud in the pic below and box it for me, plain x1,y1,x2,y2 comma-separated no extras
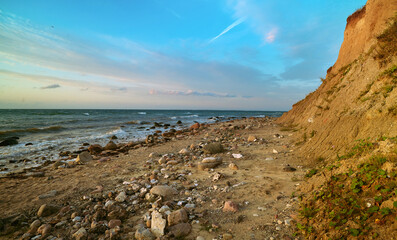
209,17,246,43
265,27,278,43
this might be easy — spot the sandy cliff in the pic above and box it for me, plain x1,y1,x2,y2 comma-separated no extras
278,0,397,160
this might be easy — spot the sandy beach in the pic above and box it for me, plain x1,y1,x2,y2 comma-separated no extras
0,117,306,239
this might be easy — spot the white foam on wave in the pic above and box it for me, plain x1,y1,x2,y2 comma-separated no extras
83,113,90,116
138,112,146,115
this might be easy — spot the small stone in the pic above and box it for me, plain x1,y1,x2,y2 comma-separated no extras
168,209,188,226
202,157,219,163
88,144,103,154
75,151,93,164
179,148,190,155
151,211,166,237
272,149,278,154
232,153,243,159
223,233,233,239
37,224,51,237
37,204,59,217
223,201,238,212
168,223,192,238
190,123,200,130
108,219,121,228
115,191,127,202
135,226,155,240
196,237,205,240
247,135,256,142
265,157,274,161
28,220,41,234
150,185,178,199
38,190,58,199
283,165,296,172
229,163,238,170
72,227,87,240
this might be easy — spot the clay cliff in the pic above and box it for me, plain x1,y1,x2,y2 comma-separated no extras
277,0,397,160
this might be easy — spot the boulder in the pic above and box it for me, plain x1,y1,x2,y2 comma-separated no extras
168,223,192,238
167,209,188,226
75,151,92,164
150,185,178,199
0,137,19,146
88,144,103,154
135,226,155,240
203,143,224,154
151,211,166,237
104,141,117,150
190,123,200,130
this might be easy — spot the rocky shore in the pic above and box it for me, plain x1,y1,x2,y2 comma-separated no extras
0,117,306,239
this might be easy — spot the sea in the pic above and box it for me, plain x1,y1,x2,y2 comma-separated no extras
0,109,283,174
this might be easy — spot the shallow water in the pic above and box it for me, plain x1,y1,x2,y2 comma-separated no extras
0,109,283,173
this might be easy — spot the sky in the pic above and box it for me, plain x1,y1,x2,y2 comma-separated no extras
0,0,366,110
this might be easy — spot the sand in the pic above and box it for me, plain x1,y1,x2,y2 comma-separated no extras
0,117,307,239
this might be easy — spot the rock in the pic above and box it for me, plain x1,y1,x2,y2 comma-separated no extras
229,163,239,170
108,219,121,228
0,137,19,146
232,153,243,159
135,226,155,240
115,192,127,202
273,149,278,154
265,157,274,161
104,141,117,151
247,135,256,142
168,209,188,226
28,220,41,234
223,233,233,239
20,232,32,240
197,236,205,240
72,227,88,240
37,204,59,217
176,120,182,125
190,123,200,130
283,165,296,172
168,223,191,238
212,172,223,181
179,148,190,155
25,142,33,146
88,144,103,154
110,135,118,140
223,201,239,212
37,224,51,237
150,185,178,199
38,190,58,199
203,143,224,154
198,161,222,170
75,151,92,164
151,211,166,237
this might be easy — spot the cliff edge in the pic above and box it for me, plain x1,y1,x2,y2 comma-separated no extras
277,0,397,160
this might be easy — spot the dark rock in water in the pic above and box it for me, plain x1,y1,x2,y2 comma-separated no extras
203,143,224,154
176,120,182,125
110,135,118,140
104,141,117,151
88,144,103,154
59,151,70,157
0,137,19,146
25,143,33,146
82,142,89,146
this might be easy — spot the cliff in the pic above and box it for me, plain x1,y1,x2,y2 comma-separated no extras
277,0,397,160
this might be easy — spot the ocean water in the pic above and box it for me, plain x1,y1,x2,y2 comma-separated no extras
0,109,283,174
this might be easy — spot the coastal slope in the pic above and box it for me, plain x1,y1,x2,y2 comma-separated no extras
277,0,397,159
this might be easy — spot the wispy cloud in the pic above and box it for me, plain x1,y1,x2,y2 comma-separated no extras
149,89,236,98
265,27,278,43
40,84,60,89
209,17,246,43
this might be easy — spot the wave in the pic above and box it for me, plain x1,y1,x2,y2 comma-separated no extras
170,114,199,119
138,112,146,115
0,126,65,137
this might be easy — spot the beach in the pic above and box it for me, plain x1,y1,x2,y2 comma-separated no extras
0,117,305,239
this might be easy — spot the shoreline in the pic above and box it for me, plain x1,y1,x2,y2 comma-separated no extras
0,116,306,239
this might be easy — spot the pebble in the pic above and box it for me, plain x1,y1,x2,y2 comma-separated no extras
135,226,155,240
150,185,178,199
72,227,88,240
108,219,122,228
151,211,166,237
232,153,243,159
223,201,239,212
115,191,127,202
37,204,59,217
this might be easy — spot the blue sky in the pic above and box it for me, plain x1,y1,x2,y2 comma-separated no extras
0,0,366,110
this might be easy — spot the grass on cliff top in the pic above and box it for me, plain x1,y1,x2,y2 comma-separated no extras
375,15,397,65
297,137,397,239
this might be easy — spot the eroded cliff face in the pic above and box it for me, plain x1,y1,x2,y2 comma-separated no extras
277,0,397,160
